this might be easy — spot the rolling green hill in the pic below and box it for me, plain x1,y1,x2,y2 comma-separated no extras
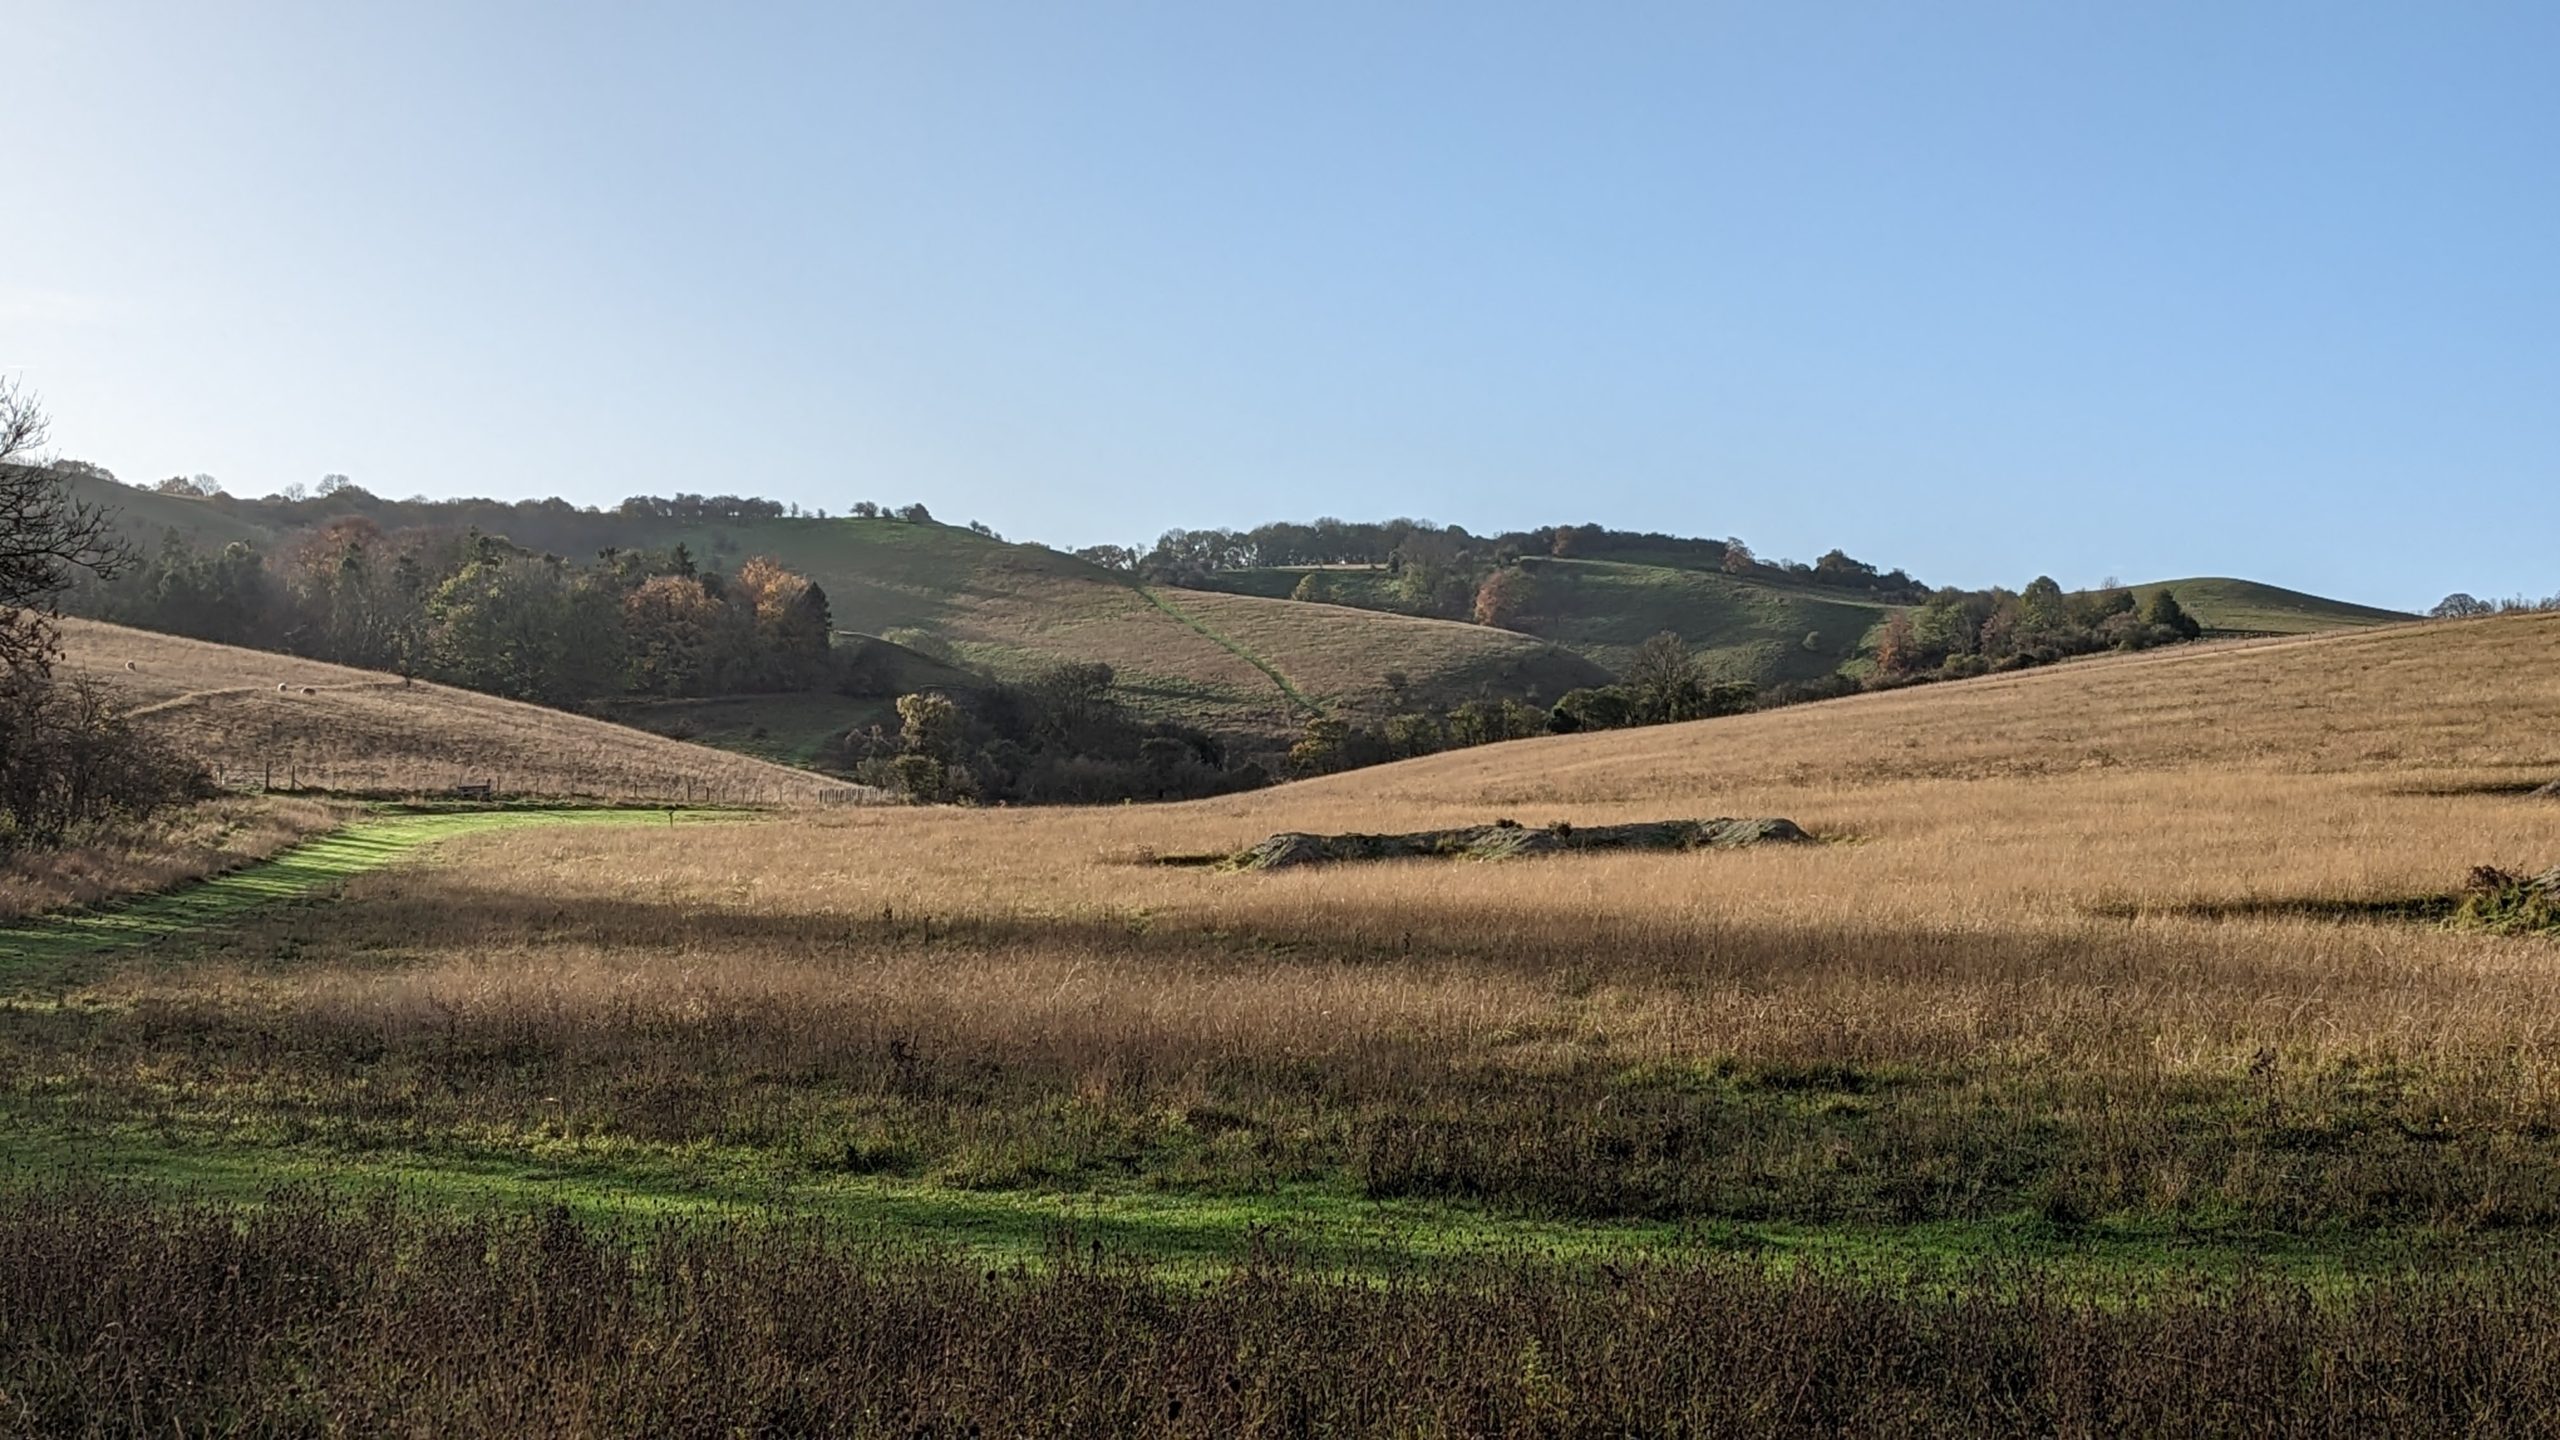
1496,558,1888,683
2128,577,2415,633
1194,558,1890,687
612,517,1607,740
56,472,2413,763
60,479,1606,749
69,480,285,552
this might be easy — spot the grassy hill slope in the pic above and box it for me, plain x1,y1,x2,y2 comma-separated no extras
56,473,2415,750
1255,612,2560,819
599,633,987,769
64,480,283,552
630,519,1606,736
66,478,1608,746
1191,557,1887,685
2130,576,2415,633
1500,558,1885,682
57,619,870,804
1156,587,1611,716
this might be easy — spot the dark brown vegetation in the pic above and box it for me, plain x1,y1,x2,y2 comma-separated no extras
1219,816,1811,870
10,1184,2560,1439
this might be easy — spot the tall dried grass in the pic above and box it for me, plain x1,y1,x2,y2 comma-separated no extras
0,795,342,922
53,618,872,804
10,614,2560,1423
22,614,2558,1228
8,1184,2560,1438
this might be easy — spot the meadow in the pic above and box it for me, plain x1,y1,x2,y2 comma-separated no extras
54,618,870,805
6,612,2560,1433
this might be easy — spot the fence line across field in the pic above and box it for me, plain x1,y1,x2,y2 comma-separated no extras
212,760,869,807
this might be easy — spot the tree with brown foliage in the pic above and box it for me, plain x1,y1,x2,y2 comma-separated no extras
1471,565,1540,629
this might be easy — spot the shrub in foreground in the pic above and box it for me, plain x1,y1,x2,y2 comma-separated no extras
7,1184,2560,1437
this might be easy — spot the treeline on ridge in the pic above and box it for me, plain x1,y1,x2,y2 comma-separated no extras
76,521,833,705
50,462,2237,801
1076,516,1933,621
61,498,1268,804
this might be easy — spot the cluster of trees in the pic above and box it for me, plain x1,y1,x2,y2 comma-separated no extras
612,494,793,521
2432,592,2560,618
1083,517,1931,621
1287,581,2222,777
76,524,834,706
1548,632,1763,732
1288,633,1753,774
1874,581,2201,682
1539,526,1928,600
54,462,980,558
1286,697,1554,775
831,663,1266,804
0,384,206,851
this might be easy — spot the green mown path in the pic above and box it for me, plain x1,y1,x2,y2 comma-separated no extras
10,1122,2538,1291
0,808,721,973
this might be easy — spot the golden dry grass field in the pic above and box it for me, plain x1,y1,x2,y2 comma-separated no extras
21,612,2555,1221
10,613,2560,1432
53,617,873,804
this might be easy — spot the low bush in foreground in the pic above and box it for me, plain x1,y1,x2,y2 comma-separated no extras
7,1184,2560,1437
2454,865,2560,935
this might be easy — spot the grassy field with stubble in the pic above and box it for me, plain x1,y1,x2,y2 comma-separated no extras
7,612,2560,1434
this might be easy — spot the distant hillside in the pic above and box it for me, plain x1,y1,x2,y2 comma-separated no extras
1190,559,1881,687
56,619,870,804
54,473,2413,769
2127,577,2414,633
66,480,281,551
599,632,987,770
61,476,1609,748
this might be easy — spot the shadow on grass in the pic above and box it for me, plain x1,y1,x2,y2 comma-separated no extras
2382,778,2557,799
2096,895,2461,926
0,809,743,981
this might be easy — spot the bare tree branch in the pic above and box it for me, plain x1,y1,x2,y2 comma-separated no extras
0,381,131,675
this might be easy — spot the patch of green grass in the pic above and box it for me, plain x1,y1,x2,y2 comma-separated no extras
0,808,729,980
7,1123,2528,1290
2128,577,2413,633
1512,558,1885,683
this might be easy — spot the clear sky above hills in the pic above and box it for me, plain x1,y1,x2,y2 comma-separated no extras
10,2,2555,608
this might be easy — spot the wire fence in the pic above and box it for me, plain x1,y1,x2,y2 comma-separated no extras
209,758,875,808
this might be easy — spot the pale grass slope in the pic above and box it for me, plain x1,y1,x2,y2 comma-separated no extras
252,613,2560,1126
625,518,1599,739
55,619,873,805
97,610,2560,1253
1264,614,2555,813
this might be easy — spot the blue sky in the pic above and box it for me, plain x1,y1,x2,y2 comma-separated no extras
10,2,2555,608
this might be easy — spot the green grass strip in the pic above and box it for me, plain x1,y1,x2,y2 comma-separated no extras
6,1124,2532,1293
1133,583,1325,716
0,809,724,973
